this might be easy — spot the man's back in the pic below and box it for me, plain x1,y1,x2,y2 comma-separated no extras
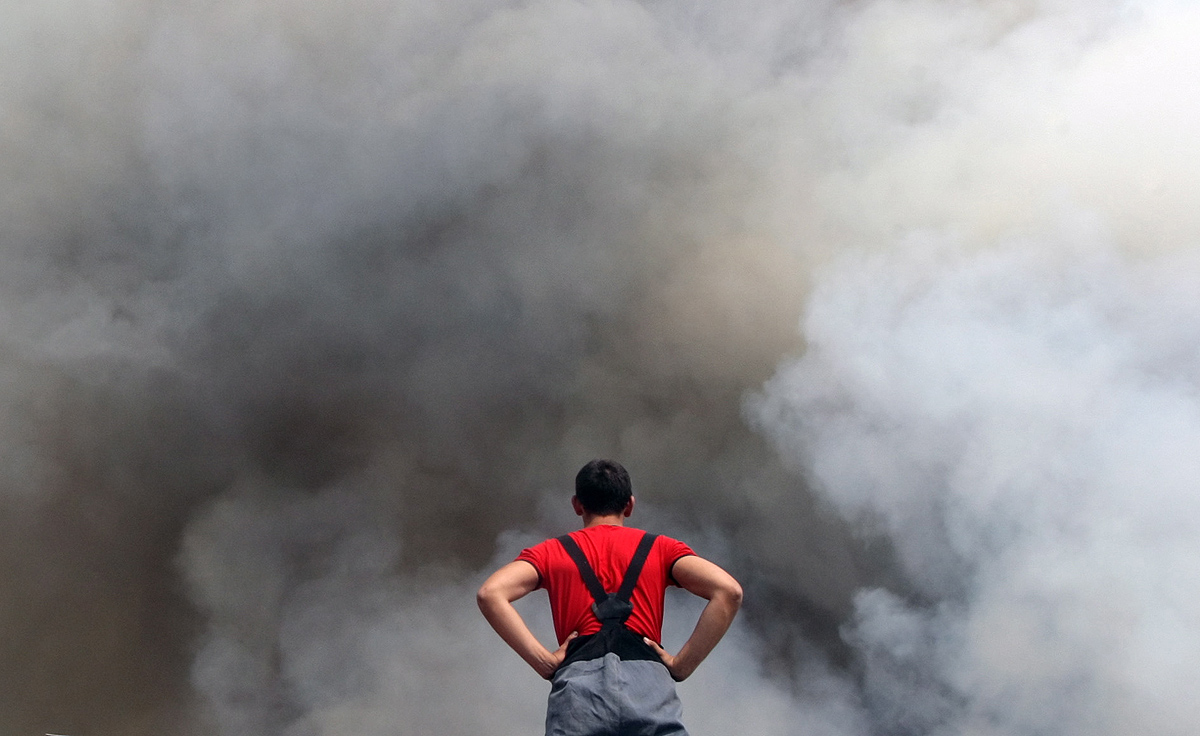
517,525,695,644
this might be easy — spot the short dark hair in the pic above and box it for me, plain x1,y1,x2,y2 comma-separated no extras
574,459,633,515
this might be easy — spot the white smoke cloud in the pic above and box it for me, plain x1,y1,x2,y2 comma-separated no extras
752,242,1200,735
182,487,552,736
745,2,1200,731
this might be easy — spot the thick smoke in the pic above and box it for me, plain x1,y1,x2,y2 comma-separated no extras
752,244,1200,735
5,0,1200,734
3,1,844,733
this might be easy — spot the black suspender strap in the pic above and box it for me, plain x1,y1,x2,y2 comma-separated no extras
557,531,660,610
557,534,609,605
616,532,659,603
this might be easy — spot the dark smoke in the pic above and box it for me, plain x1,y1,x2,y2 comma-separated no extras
3,1,860,733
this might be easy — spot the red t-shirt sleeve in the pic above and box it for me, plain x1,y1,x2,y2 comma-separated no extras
658,536,696,586
515,540,551,588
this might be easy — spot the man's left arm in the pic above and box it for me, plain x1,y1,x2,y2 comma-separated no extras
477,560,577,679
643,555,742,681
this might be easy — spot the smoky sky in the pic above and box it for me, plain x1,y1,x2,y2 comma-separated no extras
4,1,1200,735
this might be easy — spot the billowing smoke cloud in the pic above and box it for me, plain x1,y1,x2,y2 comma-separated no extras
5,0,1200,734
747,3,1200,733
752,243,1200,735
2,1,846,733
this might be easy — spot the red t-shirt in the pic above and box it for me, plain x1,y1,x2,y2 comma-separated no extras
516,525,695,645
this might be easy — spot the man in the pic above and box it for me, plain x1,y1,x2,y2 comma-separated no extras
477,459,743,735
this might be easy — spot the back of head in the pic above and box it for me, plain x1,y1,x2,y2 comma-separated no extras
574,459,633,516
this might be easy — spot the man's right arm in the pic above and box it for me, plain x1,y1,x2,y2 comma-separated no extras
477,560,576,679
643,555,743,681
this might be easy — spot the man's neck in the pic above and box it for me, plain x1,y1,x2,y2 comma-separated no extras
581,514,626,528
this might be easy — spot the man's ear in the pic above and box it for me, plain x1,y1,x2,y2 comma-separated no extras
571,496,584,517
623,496,635,518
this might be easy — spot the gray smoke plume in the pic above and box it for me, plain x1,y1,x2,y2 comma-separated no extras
5,0,1199,734
751,242,1200,735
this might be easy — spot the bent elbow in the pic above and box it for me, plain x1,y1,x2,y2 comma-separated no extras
721,581,744,610
476,584,497,613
